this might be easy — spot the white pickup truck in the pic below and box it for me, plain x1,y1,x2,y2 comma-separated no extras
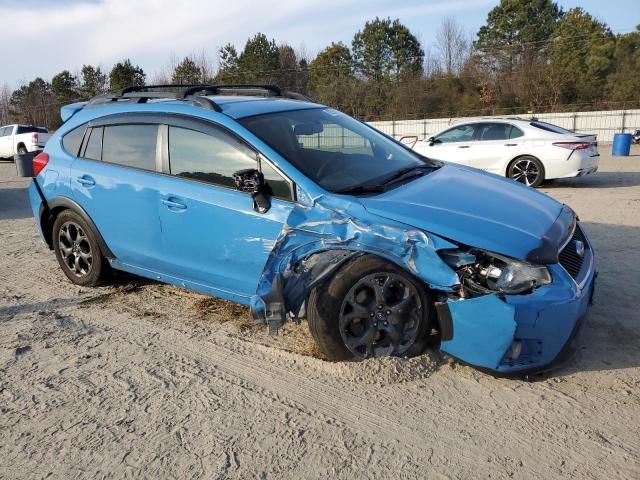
0,124,51,159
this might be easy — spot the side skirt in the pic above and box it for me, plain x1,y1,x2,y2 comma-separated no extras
109,259,252,306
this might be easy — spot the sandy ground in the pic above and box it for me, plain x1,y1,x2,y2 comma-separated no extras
0,148,639,479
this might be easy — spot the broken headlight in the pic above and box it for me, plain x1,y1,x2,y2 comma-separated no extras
441,250,551,296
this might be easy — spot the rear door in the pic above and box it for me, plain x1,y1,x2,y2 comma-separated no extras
157,117,295,301
467,122,524,174
421,124,476,165
70,115,164,270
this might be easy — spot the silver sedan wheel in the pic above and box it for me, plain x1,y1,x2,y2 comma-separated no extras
510,159,542,186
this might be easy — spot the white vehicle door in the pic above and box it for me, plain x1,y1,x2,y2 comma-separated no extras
0,126,13,157
466,122,524,174
417,124,476,165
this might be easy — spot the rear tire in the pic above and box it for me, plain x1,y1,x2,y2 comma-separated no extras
52,210,110,287
507,155,545,188
17,146,28,155
307,255,432,361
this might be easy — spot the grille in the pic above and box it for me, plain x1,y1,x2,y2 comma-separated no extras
558,225,587,279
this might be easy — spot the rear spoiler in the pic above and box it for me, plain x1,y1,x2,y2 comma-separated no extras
60,102,87,123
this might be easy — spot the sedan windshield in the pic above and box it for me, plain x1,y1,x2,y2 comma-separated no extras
239,108,438,193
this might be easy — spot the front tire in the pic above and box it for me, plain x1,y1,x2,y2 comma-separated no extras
507,156,545,187
307,255,432,361
52,210,109,287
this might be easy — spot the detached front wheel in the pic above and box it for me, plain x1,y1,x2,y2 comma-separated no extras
307,255,432,361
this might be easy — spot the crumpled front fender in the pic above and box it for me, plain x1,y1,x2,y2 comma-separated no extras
251,194,460,332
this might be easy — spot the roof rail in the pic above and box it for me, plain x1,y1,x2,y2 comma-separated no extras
85,84,312,113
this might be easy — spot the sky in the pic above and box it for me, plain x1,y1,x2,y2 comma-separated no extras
0,0,637,88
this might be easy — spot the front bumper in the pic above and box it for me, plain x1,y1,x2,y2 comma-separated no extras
440,227,596,374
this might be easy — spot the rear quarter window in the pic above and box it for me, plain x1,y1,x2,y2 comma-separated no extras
509,125,524,138
62,125,86,157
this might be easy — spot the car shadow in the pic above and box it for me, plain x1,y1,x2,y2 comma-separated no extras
0,187,32,220
542,171,640,189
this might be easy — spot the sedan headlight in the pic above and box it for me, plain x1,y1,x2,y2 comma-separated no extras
440,249,551,296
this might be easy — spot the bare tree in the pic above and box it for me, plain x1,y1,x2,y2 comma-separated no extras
193,50,215,83
0,83,12,125
422,47,442,77
435,17,471,75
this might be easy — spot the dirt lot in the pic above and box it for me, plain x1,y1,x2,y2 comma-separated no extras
1,149,639,479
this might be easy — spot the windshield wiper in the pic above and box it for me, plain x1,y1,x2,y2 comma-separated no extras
380,164,434,187
334,184,386,195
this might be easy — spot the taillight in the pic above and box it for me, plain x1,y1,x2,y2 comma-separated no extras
32,133,39,144
553,142,591,150
32,152,49,176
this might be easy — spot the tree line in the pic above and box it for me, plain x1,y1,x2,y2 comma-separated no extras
1,0,639,130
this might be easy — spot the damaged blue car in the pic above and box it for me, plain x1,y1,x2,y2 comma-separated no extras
26,85,596,374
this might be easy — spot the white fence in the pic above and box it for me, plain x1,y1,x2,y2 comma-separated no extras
368,109,640,143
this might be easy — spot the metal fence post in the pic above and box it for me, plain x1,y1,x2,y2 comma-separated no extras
392,116,396,138
621,108,627,133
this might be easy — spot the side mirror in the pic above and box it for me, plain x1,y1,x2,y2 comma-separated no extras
232,168,271,213
427,136,436,146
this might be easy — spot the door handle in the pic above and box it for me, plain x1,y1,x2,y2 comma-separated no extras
161,198,187,210
458,145,470,149
504,143,518,147
76,175,95,186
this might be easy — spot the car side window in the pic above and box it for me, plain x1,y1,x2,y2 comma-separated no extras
509,125,524,139
168,125,293,200
62,125,86,157
435,125,475,143
102,124,158,171
83,127,103,161
168,126,242,182
477,123,511,141
259,159,293,200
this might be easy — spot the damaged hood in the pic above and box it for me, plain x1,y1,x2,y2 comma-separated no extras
359,163,572,263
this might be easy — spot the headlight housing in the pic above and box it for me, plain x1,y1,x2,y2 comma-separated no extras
440,249,552,296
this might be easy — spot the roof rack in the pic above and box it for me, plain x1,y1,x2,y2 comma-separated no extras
86,84,312,113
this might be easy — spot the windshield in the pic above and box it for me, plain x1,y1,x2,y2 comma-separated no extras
239,108,437,193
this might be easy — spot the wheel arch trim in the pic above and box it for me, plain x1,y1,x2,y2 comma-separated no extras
41,196,115,259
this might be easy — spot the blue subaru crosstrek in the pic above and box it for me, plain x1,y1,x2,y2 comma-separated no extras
27,85,596,374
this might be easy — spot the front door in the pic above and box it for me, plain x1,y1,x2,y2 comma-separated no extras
157,120,295,302
423,123,476,165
